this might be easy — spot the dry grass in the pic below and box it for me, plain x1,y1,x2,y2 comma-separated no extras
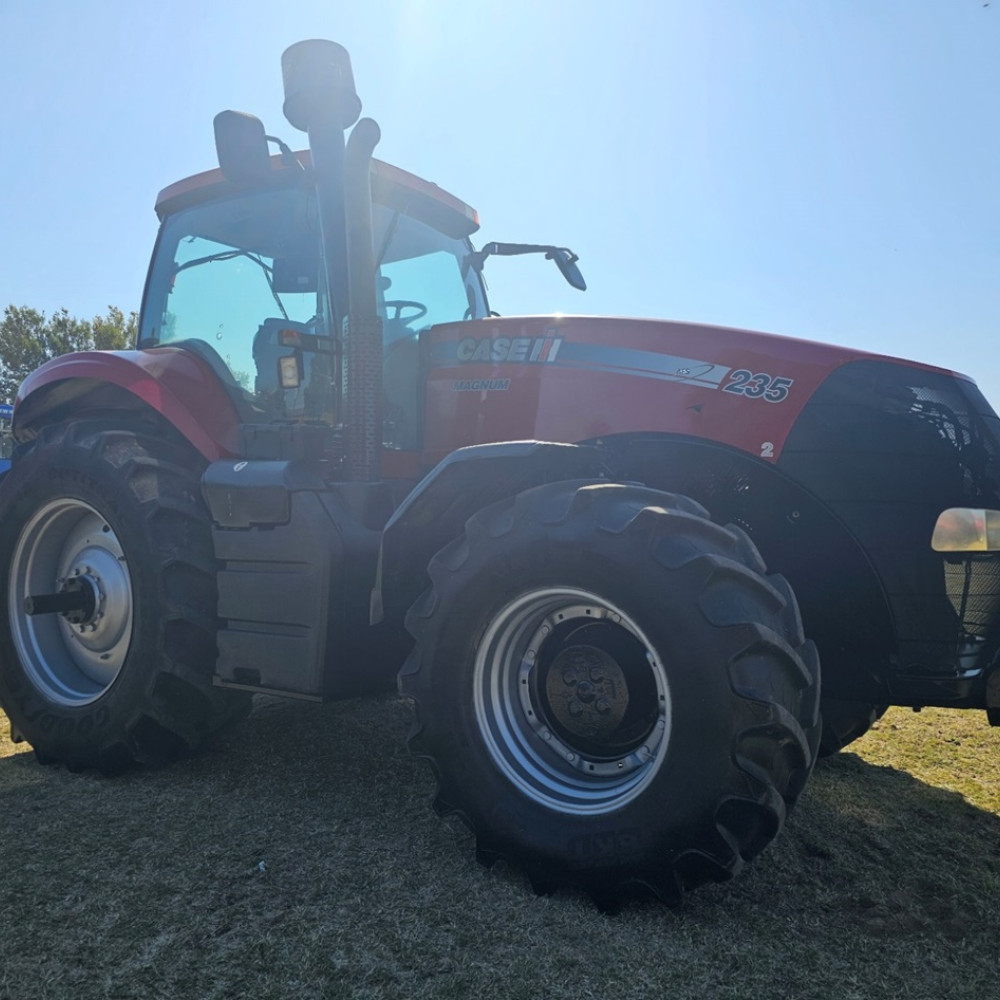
1,698,998,1000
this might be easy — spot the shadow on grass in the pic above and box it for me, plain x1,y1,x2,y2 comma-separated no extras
1,696,998,999
733,748,1000,934
2,696,999,918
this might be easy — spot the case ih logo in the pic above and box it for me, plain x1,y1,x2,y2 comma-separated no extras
456,335,564,364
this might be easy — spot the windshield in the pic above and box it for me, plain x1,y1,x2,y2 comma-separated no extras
140,184,487,424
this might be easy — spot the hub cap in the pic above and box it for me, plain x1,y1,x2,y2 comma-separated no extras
9,499,133,706
473,587,671,815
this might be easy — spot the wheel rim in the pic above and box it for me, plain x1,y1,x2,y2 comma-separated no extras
9,498,133,707
473,587,671,815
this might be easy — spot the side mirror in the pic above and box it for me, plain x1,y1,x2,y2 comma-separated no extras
214,111,272,185
547,248,587,291
469,242,588,291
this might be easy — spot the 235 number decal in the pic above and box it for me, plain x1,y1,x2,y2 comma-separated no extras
722,370,794,403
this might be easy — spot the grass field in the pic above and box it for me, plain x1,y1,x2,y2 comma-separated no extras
1,698,998,1000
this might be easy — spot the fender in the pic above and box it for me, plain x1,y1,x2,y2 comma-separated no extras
371,434,894,703
598,431,895,702
371,441,604,627
14,346,242,460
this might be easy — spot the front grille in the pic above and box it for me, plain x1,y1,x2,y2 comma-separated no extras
780,359,1000,673
944,557,1000,637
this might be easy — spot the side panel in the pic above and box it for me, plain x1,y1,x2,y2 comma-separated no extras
203,461,397,699
14,348,242,460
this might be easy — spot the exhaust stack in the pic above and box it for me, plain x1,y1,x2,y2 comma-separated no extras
281,40,383,481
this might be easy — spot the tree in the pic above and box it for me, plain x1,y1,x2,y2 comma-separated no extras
90,305,138,351
0,305,136,404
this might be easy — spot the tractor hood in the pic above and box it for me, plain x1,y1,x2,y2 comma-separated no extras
420,314,973,465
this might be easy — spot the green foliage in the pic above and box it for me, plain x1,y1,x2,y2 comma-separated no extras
0,304,137,404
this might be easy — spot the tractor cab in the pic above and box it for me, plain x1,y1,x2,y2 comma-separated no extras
141,158,487,453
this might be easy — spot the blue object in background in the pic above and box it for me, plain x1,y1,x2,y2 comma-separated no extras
0,402,13,475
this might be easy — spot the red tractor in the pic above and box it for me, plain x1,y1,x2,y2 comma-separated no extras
2,41,998,906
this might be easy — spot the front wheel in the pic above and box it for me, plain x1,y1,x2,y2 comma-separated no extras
401,481,821,905
0,422,248,772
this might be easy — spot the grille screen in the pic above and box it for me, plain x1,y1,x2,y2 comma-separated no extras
944,558,1000,636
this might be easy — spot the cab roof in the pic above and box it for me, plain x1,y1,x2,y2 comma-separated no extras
155,152,480,240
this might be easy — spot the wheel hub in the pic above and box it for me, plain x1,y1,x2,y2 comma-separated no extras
59,545,132,652
65,574,101,626
545,644,628,741
473,587,671,815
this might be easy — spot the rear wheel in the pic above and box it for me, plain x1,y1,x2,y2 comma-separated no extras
401,480,821,905
0,421,248,772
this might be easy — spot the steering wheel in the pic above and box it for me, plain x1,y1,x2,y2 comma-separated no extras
385,300,428,326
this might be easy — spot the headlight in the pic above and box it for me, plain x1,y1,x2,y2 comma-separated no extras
931,508,1000,552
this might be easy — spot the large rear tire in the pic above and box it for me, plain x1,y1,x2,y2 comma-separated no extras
401,481,821,905
0,421,248,773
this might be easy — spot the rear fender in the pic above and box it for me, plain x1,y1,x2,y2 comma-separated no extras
13,348,242,460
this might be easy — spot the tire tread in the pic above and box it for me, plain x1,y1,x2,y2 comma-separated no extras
401,479,821,906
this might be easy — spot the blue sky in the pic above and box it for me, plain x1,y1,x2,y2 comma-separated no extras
2,1,998,398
